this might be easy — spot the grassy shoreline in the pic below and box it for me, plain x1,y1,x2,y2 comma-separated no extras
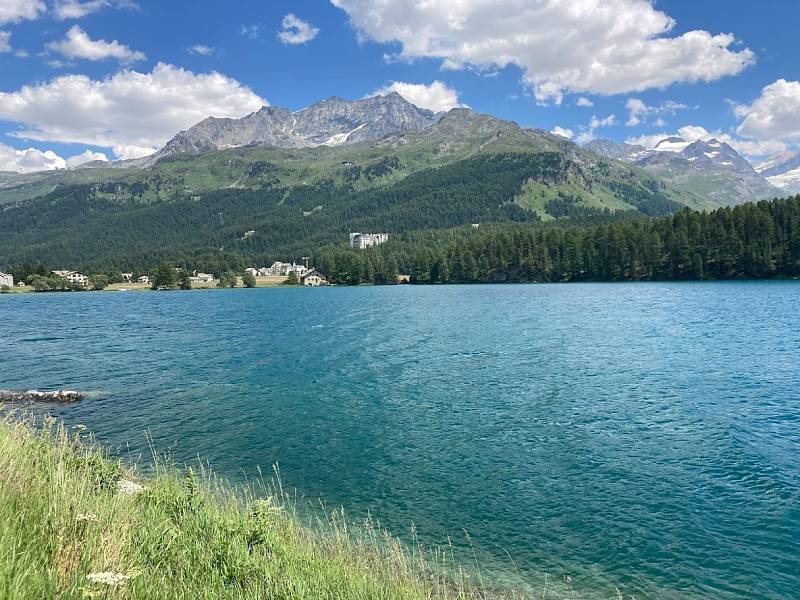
0,415,533,599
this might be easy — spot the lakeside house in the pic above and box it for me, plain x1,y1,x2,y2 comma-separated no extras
244,267,259,277
137,275,150,285
189,272,214,284
121,273,133,282
301,270,327,286
263,261,310,278
349,232,389,249
0,272,13,287
52,270,89,288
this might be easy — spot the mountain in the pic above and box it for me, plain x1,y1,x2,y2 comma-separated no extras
141,92,439,166
586,137,779,207
0,102,708,270
755,151,800,194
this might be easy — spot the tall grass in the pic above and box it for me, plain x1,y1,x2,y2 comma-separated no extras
0,414,534,600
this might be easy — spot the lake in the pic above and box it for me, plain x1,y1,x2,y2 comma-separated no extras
1,282,798,598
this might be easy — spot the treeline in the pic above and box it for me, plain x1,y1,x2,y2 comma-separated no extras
314,197,800,284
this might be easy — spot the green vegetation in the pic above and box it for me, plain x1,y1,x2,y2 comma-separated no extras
218,272,238,288
317,197,800,284
0,416,528,600
285,271,300,285
150,264,179,290
242,271,257,288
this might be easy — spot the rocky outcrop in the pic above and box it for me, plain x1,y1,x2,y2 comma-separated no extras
145,92,440,165
0,390,83,403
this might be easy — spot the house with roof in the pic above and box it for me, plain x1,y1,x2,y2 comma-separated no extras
189,272,214,284
0,272,13,287
301,269,327,286
52,270,89,288
137,275,150,285
349,232,389,249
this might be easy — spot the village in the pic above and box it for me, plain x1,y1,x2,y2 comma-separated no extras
0,233,389,293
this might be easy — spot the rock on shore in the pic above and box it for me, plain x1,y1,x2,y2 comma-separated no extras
0,390,83,403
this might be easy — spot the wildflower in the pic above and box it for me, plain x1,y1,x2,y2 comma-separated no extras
76,513,99,523
86,571,131,587
116,479,144,496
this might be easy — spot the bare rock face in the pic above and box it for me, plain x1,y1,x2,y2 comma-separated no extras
147,93,440,164
0,390,83,402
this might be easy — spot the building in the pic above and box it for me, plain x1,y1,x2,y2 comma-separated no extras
189,272,214,284
121,273,133,282
267,261,309,277
301,270,327,286
244,268,259,277
0,272,13,287
137,275,150,285
52,270,89,288
349,232,389,249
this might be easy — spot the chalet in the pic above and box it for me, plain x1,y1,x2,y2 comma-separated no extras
121,273,133,282
52,270,89,287
301,270,327,286
137,275,150,285
0,272,13,287
349,232,389,249
189,272,214,284
244,268,259,277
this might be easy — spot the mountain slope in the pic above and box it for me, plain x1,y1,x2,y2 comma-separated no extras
140,92,439,166
587,137,779,207
0,105,708,270
755,151,800,194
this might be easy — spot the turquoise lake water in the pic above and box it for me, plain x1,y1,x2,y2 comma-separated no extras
1,282,798,598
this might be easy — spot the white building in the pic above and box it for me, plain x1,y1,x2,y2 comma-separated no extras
137,275,150,285
349,232,389,249
268,261,309,277
189,272,214,284
53,270,89,287
121,273,133,282
301,270,327,286
0,272,13,287
244,268,259,277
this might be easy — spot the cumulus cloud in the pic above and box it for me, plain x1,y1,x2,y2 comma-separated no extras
0,31,11,53
0,0,46,25
627,125,785,159
65,149,108,167
735,79,800,144
278,14,320,45
576,97,594,107
188,44,214,56
331,0,754,103
577,114,617,144
625,98,688,126
47,26,145,63
551,126,574,139
371,80,465,112
0,144,108,173
0,63,266,160
53,0,137,20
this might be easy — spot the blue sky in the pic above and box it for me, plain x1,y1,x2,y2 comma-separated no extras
1,0,799,171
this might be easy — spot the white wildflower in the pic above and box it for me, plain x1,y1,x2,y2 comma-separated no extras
76,513,99,523
116,479,144,496
86,571,131,587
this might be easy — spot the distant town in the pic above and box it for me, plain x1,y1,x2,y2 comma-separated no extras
0,233,390,293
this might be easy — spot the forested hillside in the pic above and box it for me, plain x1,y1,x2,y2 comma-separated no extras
0,151,685,272
315,197,800,284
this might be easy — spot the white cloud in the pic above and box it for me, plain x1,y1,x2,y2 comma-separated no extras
576,96,594,107
627,125,785,159
371,80,465,112
188,44,214,56
278,13,320,45
625,97,688,126
577,114,617,144
47,25,145,63
331,0,754,103
0,31,11,53
0,0,46,25
66,149,108,167
53,0,137,20
551,126,574,139
241,24,260,39
735,79,800,144
0,63,266,160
